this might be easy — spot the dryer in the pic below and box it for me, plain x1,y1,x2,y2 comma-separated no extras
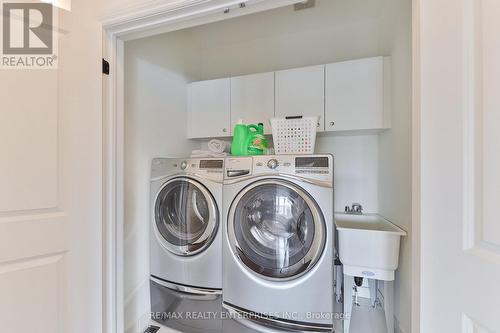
222,155,335,332
150,158,224,332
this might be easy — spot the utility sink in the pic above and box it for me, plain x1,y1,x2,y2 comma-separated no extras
335,213,407,281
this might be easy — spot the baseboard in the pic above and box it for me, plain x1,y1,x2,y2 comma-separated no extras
125,310,151,333
124,278,151,333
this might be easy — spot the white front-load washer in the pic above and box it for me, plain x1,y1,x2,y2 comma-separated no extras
149,157,224,332
222,155,335,333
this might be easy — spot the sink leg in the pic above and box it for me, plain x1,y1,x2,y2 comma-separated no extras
384,281,394,333
368,279,377,307
343,275,354,333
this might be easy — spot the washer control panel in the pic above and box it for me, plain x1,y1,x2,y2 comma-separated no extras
224,157,252,179
267,158,279,169
223,155,333,182
253,155,333,182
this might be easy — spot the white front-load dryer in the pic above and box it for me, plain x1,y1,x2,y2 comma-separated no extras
150,158,224,333
150,157,223,289
222,155,335,333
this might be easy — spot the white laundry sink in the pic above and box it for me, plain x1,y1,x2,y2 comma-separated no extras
335,213,406,281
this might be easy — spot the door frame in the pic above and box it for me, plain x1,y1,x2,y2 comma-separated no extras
100,1,319,332
411,2,421,333
100,1,422,333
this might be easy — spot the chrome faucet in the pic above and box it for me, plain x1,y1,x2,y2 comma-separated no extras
345,203,363,215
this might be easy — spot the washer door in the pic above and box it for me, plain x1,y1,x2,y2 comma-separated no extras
154,177,219,256
228,179,326,280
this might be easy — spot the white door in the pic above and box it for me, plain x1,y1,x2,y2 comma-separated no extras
325,57,384,131
275,65,325,131
188,78,231,138
419,0,500,332
0,4,102,333
230,72,275,135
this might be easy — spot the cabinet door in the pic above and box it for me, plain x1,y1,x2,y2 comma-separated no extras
230,72,274,135
275,65,325,131
325,57,384,131
188,78,230,138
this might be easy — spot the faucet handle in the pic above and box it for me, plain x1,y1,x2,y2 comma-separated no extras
351,203,363,213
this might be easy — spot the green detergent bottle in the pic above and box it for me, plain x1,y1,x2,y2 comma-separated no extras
231,121,268,156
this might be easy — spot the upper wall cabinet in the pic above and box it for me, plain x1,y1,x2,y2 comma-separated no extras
325,57,390,132
187,56,390,139
230,72,275,135
188,78,230,138
275,65,325,131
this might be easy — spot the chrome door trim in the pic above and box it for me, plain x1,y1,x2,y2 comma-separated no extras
223,302,333,333
227,178,326,281
151,276,222,297
224,173,333,188
153,177,219,256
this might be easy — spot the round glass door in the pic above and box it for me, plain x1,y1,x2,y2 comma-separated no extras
227,179,326,280
154,177,218,256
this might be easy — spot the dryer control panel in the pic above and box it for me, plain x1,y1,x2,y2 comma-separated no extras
151,158,224,182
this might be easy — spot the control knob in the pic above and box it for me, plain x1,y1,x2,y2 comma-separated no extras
267,159,279,169
180,161,188,170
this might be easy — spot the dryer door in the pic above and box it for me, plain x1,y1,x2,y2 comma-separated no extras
228,179,326,280
154,177,219,256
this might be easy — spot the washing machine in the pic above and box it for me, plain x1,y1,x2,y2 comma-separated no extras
222,155,335,332
149,157,224,332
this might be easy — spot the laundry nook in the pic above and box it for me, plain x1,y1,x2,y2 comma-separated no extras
122,0,411,332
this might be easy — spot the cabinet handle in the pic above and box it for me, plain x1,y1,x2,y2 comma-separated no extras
222,128,227,133
330,121,335,126
317,122,320,127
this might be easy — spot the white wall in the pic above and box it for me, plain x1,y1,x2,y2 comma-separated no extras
123,31,200,333
377,0,412,332
192,0,391,79
317,135,379,213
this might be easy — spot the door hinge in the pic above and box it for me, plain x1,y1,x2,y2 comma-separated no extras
102,59,110,75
